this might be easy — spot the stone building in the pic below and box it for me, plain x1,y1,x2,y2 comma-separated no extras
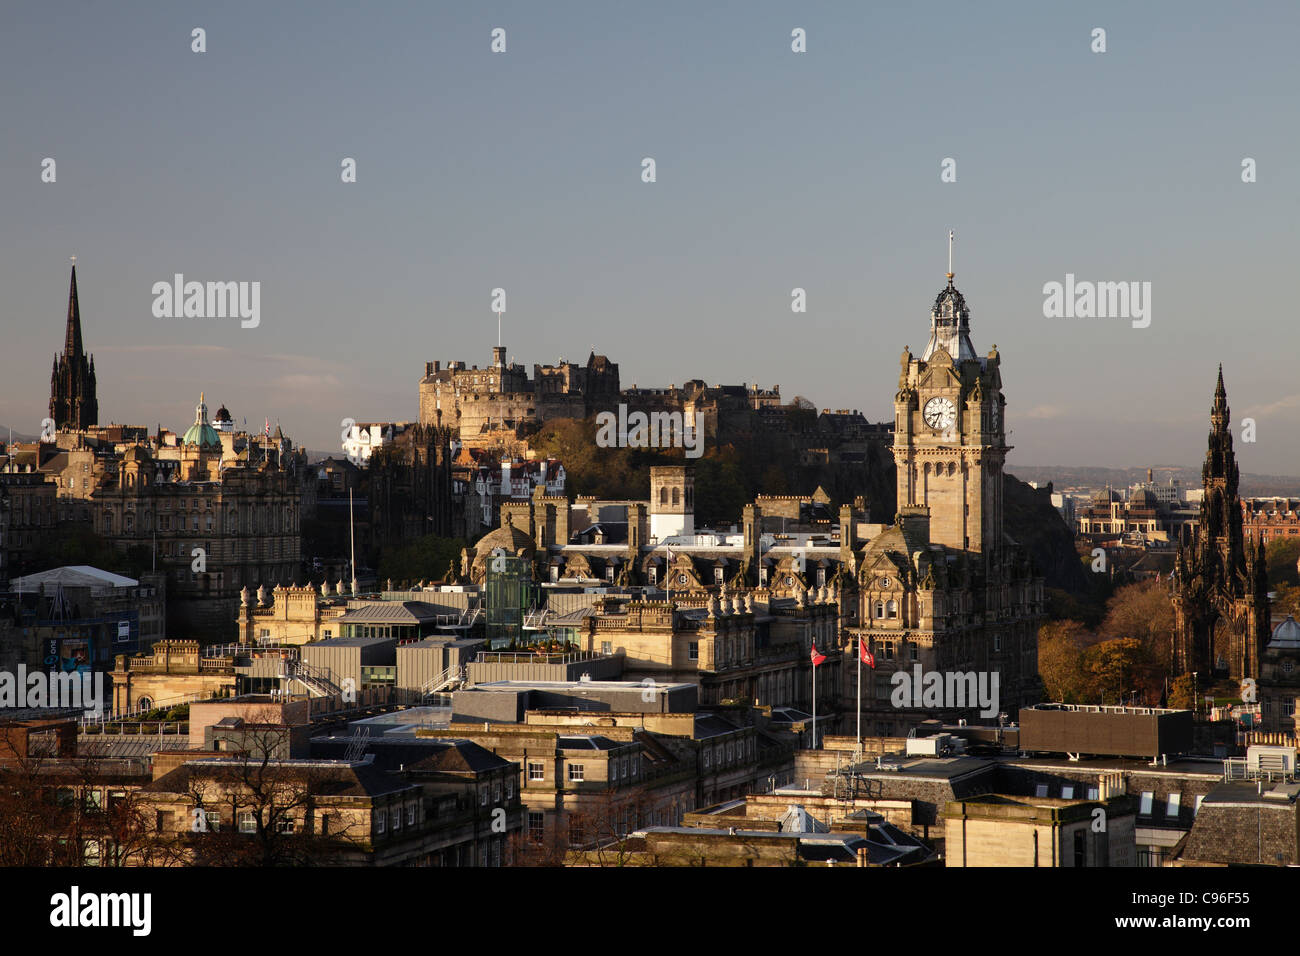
0,470,58,580
1257,616,1300,734
1242,496,1300,544
419,346,619,449
39,396,310,641
943,791,1136,867
110,639,237,715
1173,368,1270,681
453,265,1044,731
848,269,1043,729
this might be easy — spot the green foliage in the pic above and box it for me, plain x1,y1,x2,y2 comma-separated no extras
1045,587,1104,627
528,409,894,528
377,534,467,586
1168,674,1197,710
1265,537,1300,589
26,525,151,578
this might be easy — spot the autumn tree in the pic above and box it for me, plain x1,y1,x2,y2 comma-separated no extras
1099,580,1176,672
1081,637,1155,705
1037,620,1091,702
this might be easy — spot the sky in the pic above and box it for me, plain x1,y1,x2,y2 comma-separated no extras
2,1,1298,474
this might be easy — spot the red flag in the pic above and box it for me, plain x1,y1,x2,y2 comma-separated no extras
810,644,826,667
859,640,875,669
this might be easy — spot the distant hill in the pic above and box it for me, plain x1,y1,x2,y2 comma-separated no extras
0,425,39,444
1012,464,1300,499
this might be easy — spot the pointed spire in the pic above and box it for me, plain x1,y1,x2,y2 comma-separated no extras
1210,364,1230,431
64,263,83,357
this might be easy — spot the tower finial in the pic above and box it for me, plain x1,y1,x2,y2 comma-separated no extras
947,229,954,282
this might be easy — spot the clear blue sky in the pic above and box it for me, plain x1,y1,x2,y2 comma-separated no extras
2,1,1297,474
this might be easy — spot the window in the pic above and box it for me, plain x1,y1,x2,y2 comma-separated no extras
1034,784,1049,798
1087,787,1100,800
1060,785,1074,800
601,641,612,655
480,788,488,806
238,811,257,834
875,602,884,619
688,642,699,661
278,818,296,834
392,807,402,831
204,810,221,832
568,764,585,782
703,749,711,769
568,818,585,845
376,812,386,834
886,599,897,619
714,568,724,584
648,567,658,584
1139,792,1154,815
528,762,544,781
407,804,417,826
1166,792,1181,817
492,784,501,803
528,811,545,843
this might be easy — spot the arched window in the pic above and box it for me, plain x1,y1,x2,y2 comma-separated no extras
875,601,885,619
886,599,898,619
659,488,668,505
672,488,680,506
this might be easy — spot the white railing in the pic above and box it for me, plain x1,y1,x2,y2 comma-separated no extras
422,666,464,697
281,659,341,698
81,692,210,728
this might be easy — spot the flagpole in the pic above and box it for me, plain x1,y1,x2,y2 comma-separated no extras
856,636,862,757
812,652,817,750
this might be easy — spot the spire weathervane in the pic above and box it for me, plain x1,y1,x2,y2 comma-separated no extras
947,230,954,281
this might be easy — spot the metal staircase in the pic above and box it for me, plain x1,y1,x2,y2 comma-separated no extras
279,658,342,698
422,665,465,698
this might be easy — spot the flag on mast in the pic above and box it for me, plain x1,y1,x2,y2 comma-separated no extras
810,644,826,667
859,639,875,669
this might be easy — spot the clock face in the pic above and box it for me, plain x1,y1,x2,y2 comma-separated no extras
923,397,957,430
677,573,688,585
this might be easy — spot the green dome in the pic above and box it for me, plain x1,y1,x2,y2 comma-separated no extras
183,421,220,448
183,393,221,448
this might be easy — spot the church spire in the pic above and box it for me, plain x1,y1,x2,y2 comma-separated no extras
65,263,83,357
49,260,98,431
1210,363,1230,435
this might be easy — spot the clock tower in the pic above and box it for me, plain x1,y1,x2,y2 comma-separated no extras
893,257,1007,558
